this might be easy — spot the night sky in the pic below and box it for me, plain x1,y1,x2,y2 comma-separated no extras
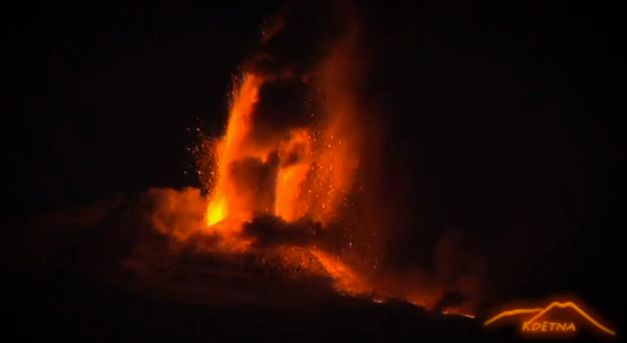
5,1,624,340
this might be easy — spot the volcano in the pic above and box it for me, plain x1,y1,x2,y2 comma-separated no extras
6,1,623,342
8,192,481,341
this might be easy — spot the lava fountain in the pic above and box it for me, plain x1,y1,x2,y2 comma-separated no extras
193,6,368,295
205,51,361,231
146,2,477,315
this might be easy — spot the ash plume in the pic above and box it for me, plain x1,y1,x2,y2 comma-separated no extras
142,0,485,315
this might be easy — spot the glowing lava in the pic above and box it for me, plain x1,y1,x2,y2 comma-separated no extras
199,24,365,298
206,74,264,228
169,4,472,318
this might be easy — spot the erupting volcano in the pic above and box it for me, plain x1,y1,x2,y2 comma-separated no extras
142,2,475,313
197,25,368,294
11,1,620,341
151,16,365,298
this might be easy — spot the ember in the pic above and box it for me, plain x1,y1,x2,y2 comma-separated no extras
9,1,620,341
144,2,474,315
125,1,482,317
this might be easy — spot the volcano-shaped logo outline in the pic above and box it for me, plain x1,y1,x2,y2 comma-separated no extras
484,300,616,337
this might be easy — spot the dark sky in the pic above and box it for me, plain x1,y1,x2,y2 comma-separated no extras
6,1,282,214
355,3,624,321
5,0,625,330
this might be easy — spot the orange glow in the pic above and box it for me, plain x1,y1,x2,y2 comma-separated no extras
274,129,314,221
197,30,371,300
164,10,463,317
484,307,543,326
304,34,361,226
203,27,363,237
484,300,616,336
522,321,576,333
207,195,227,226
204,61,360,228
205,74,265,228
442,309,476,319
309,248,370,295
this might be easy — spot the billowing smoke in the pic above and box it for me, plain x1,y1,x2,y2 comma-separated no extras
138,0,485,315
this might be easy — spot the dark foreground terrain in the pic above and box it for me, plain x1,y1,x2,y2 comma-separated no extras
4,195,612,342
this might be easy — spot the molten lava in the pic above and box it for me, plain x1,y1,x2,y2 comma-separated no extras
200,58,364,294
206,74,264,228
205,69,360,230
150,4,474,319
